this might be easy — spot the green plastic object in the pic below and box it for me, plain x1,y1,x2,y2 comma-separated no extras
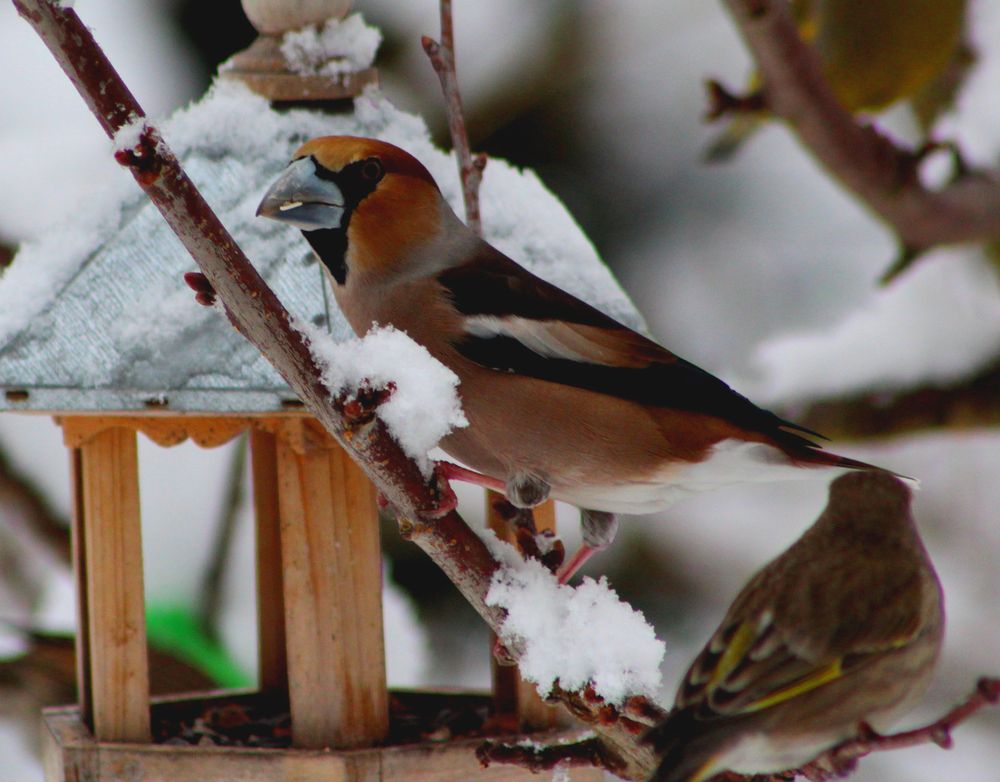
145,603,252,689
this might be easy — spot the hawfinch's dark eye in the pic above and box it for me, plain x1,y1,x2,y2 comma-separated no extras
361,157,384,182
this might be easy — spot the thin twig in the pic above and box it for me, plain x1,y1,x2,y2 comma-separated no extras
197,435,247,642
0,241,13,270
477,735,627,775
421,0,488,234
793,678,1000,781
719,0,1000,279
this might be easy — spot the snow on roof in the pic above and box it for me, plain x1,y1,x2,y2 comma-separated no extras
0,80,644,414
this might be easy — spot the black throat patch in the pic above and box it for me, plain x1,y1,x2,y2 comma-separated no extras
303,229,348,284
302,155,383,285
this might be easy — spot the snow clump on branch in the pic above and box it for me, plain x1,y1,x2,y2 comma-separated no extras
485,535,665,705
294,319,467,474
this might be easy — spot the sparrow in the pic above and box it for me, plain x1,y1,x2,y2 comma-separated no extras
645,471,944,782
255,136,883,580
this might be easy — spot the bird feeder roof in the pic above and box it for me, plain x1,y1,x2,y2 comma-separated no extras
0,81,644,414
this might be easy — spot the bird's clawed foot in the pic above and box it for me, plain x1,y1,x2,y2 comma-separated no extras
426,461,508,518
492,636,517,667
423,463,462,519
490,496,565,575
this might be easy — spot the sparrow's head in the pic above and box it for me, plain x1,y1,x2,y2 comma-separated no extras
257,136,449,285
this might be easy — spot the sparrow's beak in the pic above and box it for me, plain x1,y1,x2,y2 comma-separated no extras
256,156,345,231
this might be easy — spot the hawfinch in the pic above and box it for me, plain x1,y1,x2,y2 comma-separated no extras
645,472,943,782
257,136,881,579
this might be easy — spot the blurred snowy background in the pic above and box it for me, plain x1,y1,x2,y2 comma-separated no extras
1,1,999,780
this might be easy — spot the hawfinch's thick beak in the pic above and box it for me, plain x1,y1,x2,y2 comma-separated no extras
256,156,345,231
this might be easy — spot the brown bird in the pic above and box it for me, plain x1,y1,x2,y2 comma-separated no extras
256,136,884,580
645,471,944,781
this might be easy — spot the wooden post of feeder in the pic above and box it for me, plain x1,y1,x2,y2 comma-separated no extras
64,420,151,743
249,427,288,696
266,418,388,748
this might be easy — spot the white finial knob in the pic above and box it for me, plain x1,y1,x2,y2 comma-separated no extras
241,0,353,35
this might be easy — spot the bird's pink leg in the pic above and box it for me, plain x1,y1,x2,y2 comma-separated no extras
557,510,618,584
435,461,506,492
556,544,599,585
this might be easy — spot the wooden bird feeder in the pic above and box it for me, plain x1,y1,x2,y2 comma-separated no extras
0,2,601,780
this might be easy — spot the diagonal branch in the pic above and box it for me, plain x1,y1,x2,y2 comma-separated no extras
792,677,1000,781
719,0,1000,280
11,1,658,777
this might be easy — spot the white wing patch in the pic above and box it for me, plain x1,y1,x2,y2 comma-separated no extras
463,315,597,363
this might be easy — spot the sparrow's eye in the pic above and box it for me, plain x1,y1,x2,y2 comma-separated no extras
361,157,384,182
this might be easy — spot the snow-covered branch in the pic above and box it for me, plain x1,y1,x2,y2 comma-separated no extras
718,0,1000,280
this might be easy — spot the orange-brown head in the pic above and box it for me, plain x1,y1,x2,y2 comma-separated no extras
257,136,459,286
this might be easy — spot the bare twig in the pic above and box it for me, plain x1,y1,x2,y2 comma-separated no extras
421,0,488,233
719,0,1000,279
793,678,1000,781
197,435,247,642
11,2,659,776
705,79,766,121
477,734,626,775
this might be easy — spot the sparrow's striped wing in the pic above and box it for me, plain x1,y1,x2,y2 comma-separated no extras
675,589,924,721
438,245,821,445
676,615,850,718
645,607,925,782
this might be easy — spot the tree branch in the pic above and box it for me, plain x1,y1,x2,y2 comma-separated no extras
792,678,1000,781
421,0,488,233
777,362,1000,442
719,0,1000,280
11,1,658,776
477,735,626,775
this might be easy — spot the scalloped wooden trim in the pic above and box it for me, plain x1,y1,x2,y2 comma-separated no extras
59,416,259,449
